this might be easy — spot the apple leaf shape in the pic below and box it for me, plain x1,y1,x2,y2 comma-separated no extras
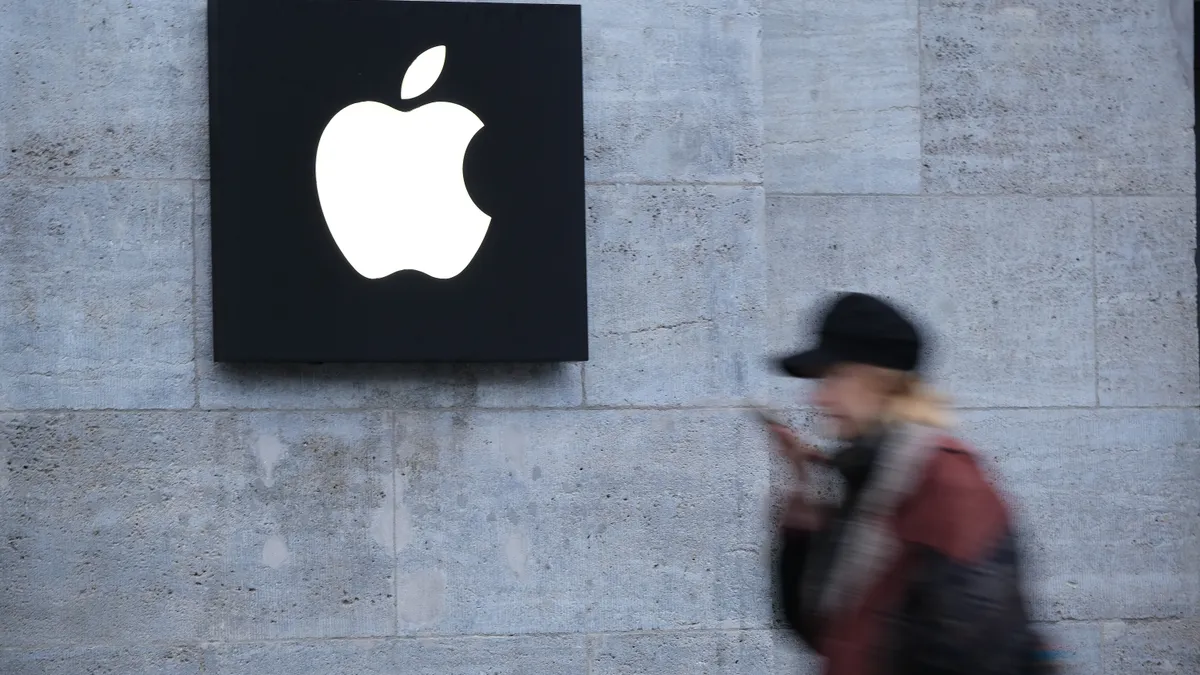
401,45,446,100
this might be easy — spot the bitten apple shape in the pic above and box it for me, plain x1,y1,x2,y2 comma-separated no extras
315,45,490,280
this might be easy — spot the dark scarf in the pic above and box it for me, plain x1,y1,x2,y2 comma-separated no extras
829,426,887,501
802,423,942,618
792,427,886,630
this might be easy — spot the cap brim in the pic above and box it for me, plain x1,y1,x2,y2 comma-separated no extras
777,348,833,379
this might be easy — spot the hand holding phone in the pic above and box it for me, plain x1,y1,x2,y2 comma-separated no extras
753,407,825,473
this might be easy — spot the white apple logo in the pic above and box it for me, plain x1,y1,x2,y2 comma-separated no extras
315,45,490,280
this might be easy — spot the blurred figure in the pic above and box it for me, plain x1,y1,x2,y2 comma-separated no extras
766,292,1060,675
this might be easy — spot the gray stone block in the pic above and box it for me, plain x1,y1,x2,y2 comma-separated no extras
390,409,774,635
0,645,203,675
1168,0,1194,88
441,0,762,184
392,635,590,674
191,183,583,410
956,409,1200,621
592,630,820,675
766,630,824,675
1094,197,1199,406
584,185,766,406
1033,621,1102,675
1101,620,1200,674
205,636,589,675
763,0,920,194
0,1,207,179
0,180,195,409
766,196,1095,408
920,0,1195,194
198,360,584,410
579,0,762,183
0,411,395,645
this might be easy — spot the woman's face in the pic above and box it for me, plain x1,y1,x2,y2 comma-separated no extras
810,363,890,440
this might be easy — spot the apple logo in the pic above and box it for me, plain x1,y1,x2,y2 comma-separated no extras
315,45,490,280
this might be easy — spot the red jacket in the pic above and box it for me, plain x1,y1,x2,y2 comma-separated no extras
776,434,1051,675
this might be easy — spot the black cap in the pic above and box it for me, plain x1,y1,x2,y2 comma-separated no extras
778,292,922,379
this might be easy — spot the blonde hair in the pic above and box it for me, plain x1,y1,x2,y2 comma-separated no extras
871,368,954,429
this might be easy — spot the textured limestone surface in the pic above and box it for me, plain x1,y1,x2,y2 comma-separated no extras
0,0,1194,672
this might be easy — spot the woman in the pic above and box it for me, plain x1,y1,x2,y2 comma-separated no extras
767,292,1060,675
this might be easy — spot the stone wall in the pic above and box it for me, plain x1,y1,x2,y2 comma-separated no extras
1,0,1196,672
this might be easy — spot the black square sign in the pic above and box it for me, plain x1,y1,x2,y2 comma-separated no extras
208,0,587,362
